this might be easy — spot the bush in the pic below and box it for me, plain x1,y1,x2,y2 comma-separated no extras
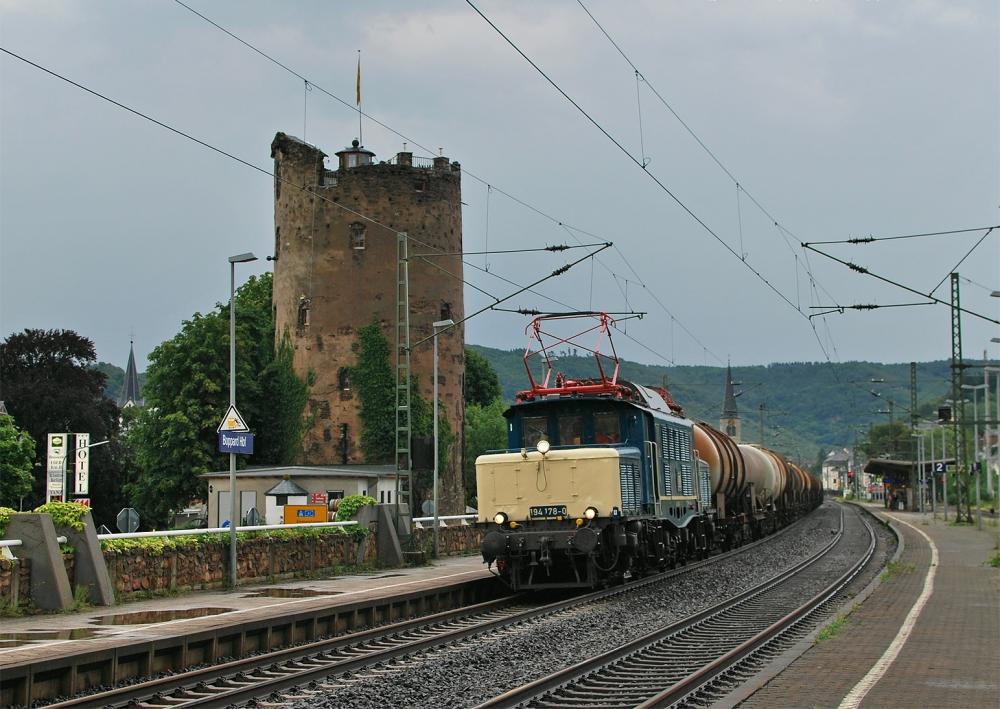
334,495,377,523
0,506,14,537
33,501,90,531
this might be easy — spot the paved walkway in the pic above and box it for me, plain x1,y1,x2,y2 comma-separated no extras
739,504,999,709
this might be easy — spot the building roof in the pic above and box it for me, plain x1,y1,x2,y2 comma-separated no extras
265,479,309,496
721,365,739,419
119,340,143,408
200,464,396,480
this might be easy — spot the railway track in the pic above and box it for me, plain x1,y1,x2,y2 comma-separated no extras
41,518,804,709
479,505,875,709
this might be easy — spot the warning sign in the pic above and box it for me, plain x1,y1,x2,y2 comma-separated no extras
217,405,250,433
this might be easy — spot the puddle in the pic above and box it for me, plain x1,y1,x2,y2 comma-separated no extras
90,607,233,625
0,628,102,648
241,588,341,598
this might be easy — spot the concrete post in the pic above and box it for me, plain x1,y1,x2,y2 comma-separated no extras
5,514,74,610
54,510,115,605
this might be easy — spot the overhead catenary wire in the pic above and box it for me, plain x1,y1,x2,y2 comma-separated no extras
575,0,835,307
172,0,723,366
465,1,823,338
926,227,995,297
803,225,1000,246
412,242,603,257
0,45,611,345
802,243,1000,325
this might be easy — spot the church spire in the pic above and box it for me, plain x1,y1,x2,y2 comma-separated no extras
119,340,143,408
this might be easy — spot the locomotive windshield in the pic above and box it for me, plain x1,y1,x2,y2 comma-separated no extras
515,405,624,448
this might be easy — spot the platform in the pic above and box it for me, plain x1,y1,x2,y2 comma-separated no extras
0,554,494,704
736,503,999,709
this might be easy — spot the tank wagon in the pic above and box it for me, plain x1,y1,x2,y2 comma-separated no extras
477,313,822,590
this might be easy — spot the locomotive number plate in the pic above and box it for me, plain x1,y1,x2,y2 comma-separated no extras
529,505,568,518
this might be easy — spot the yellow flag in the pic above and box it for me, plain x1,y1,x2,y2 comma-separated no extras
356,54,361,106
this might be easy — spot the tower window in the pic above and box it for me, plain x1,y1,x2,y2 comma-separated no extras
350,222,366,250
297,296,311,335
440,302,452,321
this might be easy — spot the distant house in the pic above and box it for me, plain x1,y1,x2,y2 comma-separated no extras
200,464,399,526
821,448,851,491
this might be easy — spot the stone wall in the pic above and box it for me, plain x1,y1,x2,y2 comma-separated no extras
0,558,30,609
410,523,487,558
105,531,376,600
0,520,487,607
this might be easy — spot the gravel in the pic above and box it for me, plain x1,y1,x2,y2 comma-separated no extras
282,502,879,709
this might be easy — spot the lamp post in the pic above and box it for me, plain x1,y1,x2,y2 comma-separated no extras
911,433,924,516
962,382,986,530
228,251,257,588
431,318,454,558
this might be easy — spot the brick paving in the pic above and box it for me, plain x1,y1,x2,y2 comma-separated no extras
739,505,999,708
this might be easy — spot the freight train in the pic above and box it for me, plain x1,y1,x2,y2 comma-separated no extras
476,313,822,590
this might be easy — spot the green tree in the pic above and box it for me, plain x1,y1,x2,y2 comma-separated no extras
858,422,910,460
0,414,35,508
0,329,122,518
463,398,507,508
464,347,501,407
350,321,453,501
127,274,309,526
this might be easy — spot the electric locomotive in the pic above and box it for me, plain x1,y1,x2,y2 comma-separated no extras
477,312,820,590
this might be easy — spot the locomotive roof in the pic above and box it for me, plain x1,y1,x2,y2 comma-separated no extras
506,379,694,428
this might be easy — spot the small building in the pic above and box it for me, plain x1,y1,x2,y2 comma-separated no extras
201,465,398,527
822,448,851,492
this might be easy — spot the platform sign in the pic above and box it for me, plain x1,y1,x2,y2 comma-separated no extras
934,462,947,475
218,431,254,454
282,505,328,524
73,498,91,508
74,432,90,495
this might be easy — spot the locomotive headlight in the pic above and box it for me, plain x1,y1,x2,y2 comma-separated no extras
584,506,599,520
493,512,509,525
536,439,550,454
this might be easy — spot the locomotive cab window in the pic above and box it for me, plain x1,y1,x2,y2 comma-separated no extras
558,415,584,446
522,415,549,448
593,411,620,444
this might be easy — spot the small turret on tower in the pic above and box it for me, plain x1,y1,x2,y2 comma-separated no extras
335,139,375,170
720,364,741,441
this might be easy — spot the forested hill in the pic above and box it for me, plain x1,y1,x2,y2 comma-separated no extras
96,349,986,465
470,344,965,460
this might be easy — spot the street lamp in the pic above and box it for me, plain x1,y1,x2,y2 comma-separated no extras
961,383,987,529
228,251,257,588
430,318,454,558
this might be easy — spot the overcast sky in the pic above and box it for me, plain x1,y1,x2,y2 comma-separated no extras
1,0,997,374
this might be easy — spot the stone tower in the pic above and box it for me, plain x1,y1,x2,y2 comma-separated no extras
720,364,741,442
270,133,465,512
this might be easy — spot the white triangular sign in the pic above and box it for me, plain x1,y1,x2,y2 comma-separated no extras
217,405,250,433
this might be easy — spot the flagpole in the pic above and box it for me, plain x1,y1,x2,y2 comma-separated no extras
356,49,362,145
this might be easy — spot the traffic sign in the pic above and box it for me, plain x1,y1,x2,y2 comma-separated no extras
218,431,254,454
217,405,250,433
116,507,140,533
73,498,91,507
